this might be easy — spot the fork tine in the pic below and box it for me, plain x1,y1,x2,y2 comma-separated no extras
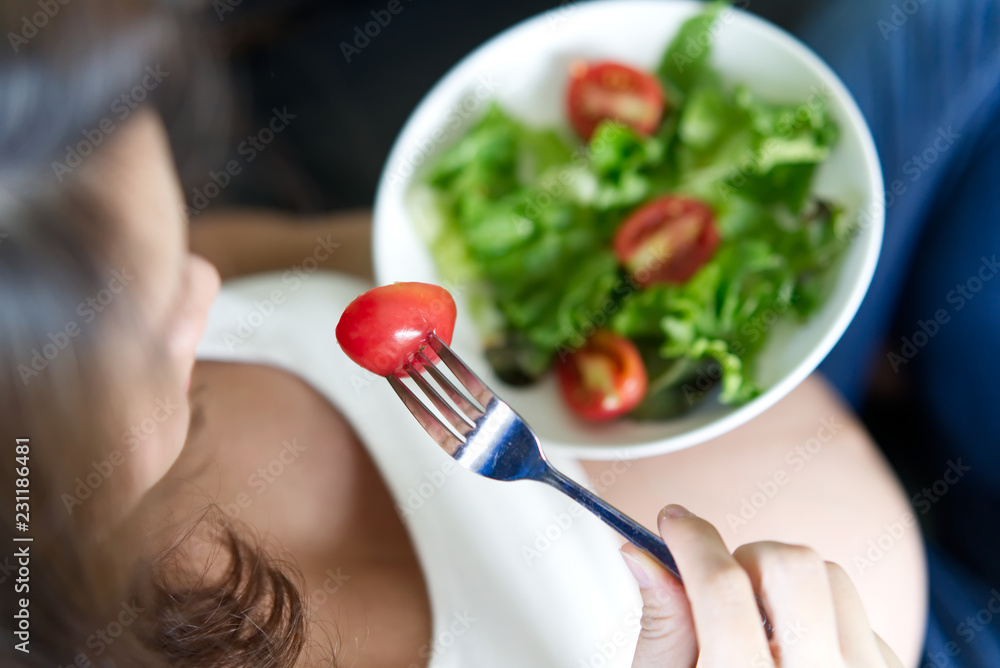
427,333,495,407
416,351,485,420
387,375,463,454
404,362,477,432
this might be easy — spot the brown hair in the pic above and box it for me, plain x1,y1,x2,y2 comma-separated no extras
0,1,309,665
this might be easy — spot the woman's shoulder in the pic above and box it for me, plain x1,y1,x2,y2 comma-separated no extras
196,269,370,361
194,270,388,415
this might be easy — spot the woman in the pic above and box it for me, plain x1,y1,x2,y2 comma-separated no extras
0,1,922,666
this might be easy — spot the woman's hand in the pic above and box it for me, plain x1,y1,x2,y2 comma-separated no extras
621,504,905,668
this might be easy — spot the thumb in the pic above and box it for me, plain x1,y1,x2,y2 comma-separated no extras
621,544,697,668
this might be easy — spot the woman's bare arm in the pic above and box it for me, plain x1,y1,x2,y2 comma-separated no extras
581,374,927,668
188,208,373,281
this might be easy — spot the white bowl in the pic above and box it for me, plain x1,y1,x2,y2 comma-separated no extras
373,0,883,460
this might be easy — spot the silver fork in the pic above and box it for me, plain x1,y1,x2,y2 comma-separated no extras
389,332,772,636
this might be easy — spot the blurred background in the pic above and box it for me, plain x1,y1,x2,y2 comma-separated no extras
200,0,807,211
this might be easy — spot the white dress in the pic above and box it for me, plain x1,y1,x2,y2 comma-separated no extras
195,271,642,668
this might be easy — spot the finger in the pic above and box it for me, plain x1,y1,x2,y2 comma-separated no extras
875,633,905,668
824,562,888,666
733,542,841,666
621,543,697,668
656,505,773,668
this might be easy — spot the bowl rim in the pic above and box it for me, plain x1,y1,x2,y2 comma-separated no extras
373,0,885,460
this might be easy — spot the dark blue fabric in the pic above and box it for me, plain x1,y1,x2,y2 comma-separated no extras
902,126,1000,587
921,546,1000,668
800,0,1000,407
798,1,1000,664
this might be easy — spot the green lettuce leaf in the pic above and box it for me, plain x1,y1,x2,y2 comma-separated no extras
422,4,850,416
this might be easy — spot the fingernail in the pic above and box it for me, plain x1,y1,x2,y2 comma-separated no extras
661,504,693,519
620,548,651,588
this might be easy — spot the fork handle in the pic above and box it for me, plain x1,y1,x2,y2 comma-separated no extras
538,464,774,638
537,465,682,580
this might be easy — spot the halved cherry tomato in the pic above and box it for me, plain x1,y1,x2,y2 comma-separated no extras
613,195,720,287
566,61,666,141
336,282,456,376
556,330,648,422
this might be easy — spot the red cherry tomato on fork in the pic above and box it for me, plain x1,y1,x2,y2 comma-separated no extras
556,330,648,422
613,195,721,287
566,61,666,141
336,282,457,376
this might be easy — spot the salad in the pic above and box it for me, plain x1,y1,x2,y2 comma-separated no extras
421,3,853,422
